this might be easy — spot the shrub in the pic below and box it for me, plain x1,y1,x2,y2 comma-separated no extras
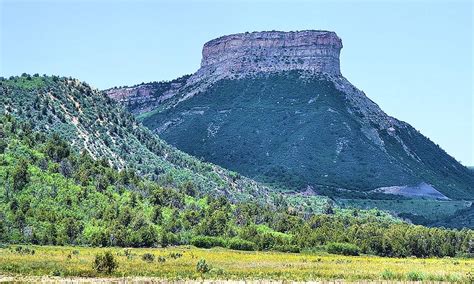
161,232,180,247
169,252,183,259
210,267,225,276
272,244,301,253
196,258,210,274
326,242,360,256
157,256,166,263
191,236,226,249
93,251,118,274
380,269,396,280
14,246,35,255
141,253,155,262
406,271,424,281
51,268,62,276
227,238,256,251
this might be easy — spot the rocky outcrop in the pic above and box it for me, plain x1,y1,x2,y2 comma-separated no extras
199,30,342,78
104,76,190,114
106,84,154,102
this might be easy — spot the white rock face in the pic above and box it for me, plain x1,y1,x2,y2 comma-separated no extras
372,183,450,200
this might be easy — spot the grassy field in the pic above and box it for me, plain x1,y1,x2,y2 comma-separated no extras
0,245,472,282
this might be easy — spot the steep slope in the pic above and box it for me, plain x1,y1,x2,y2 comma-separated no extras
106,31,474,200
0,74,296,205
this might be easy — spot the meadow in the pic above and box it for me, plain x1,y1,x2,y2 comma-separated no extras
0,245,472,282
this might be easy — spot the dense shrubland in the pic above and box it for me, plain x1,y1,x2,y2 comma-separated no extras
0,115,472,258
0,74,280,205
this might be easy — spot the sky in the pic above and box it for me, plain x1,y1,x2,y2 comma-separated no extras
1,0,473,165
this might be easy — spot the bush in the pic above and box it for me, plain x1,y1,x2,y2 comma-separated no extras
93,251,118,274
326,242,360,256
272,244,301,253
51,268,62,276
141,253,155,262
191,236,226,249
161,232,180,247
380,269,396,280
169,252,182,259
196,258,210,274
406,271,424,281
227,238,256,251
14,246,35,255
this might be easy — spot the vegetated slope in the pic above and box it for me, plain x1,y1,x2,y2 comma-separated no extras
0,114,301,247
432,204,474,229
0,74,292,205
135,71,474,200
0,115,472,258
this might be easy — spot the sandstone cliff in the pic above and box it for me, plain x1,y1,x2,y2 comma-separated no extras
199,30,342,78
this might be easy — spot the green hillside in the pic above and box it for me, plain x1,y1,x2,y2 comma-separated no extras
1,114,473,257
138,71,474,199
0,74,285,204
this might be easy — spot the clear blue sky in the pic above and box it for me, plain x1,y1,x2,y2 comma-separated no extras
1,0,473,165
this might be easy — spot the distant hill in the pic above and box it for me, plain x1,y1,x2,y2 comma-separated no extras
106,31,474,200
432,203,474,228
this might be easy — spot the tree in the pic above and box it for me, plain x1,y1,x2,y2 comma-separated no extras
12,159,30,191
196,258,210,276
59,159,73,178
93,251,118,274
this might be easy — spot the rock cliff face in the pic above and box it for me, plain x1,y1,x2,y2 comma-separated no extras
199,31,342,78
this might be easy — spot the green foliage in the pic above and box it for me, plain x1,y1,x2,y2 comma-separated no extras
191,236,226,249
380,269,396,280
13,246,35,255
0,74,279,208
141,253,155,262
326,242,360,256
0,116,472,258
93,251,118,274
196,258,210,274
406,271,425,281
12,159,29,191
272,244,301,253
139,71,474,200
337,198,471,226
227,238,256,251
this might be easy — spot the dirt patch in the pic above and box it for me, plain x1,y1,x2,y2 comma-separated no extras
371,182,449,200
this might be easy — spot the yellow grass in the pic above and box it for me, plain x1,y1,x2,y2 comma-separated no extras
0,245,472,282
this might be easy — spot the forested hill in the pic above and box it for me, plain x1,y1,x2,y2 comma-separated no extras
0,114,472,258
0,74,286,205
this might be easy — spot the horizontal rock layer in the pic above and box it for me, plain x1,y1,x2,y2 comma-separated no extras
200,30,343,77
